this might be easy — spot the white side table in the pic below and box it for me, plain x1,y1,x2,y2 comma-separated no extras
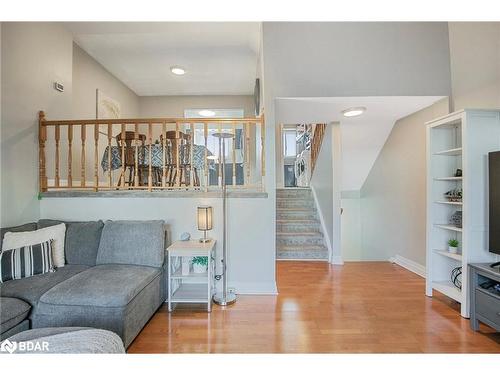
167,239,216,312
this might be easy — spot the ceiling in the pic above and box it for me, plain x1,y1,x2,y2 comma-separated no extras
275,96,446,191
64,22,261,96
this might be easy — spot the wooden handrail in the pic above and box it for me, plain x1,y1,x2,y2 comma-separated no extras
41,117,263,126
38,110,265,193
311,123,326,175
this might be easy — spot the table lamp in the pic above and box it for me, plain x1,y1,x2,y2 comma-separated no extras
197,206,213,243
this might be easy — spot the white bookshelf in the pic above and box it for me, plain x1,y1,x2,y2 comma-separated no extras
426,109,500,318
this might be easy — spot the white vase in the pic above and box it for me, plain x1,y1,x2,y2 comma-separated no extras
193,263,207,274
448,246,458,254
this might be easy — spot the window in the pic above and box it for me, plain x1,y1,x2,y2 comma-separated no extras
283,129,297,157
184,109,245,162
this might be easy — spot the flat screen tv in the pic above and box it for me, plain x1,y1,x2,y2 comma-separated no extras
489,151,500,258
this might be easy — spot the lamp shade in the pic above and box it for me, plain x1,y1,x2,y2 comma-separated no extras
197,206,213,231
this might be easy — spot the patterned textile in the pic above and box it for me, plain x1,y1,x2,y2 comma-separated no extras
0,240,54,283
101,144,212,172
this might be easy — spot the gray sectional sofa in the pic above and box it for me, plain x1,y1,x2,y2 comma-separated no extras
0,220,167,348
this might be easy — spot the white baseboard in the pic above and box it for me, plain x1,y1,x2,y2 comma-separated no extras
389,254,426,278
331,255,344,265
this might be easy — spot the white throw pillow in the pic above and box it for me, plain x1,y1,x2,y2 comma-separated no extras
2,223,66,268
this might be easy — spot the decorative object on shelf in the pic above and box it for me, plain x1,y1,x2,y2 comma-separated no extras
180,232,191,241
444,188,462,202
197,206,213,243
449,210,463,228
451,266,462,289
192,256,208,274
448,239,459,254
454,168,462,177
211,131,237,306
181,257,191,276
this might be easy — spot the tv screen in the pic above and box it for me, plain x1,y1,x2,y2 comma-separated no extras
489,151,500,255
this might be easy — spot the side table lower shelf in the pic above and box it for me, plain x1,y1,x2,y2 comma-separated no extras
167,239,216,312
171,284,210,303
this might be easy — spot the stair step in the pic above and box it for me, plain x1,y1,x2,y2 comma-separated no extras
276,211,318,220
276,232,325,246
277,245,328,260
276,199,314,208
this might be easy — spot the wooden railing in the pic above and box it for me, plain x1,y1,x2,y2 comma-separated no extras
310,123,326,175
38,111,265,193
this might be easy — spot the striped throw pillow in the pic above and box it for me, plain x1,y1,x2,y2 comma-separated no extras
0,240,55,283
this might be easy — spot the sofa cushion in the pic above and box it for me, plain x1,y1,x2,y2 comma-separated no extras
0,264,89,308
39,264,161,307
0,297,31,333
38,220,104,266
96,220,165,268
0,223,37,252
3,224,66,268
33,265,164,348
0,240,55,282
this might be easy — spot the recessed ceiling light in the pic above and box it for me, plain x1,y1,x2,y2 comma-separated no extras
170,66,186,75
342,107,366,117
199,110,216,117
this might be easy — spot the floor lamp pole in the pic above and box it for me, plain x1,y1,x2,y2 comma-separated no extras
213,131,236,306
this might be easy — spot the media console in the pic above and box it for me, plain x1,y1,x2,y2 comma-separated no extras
469,263,500,332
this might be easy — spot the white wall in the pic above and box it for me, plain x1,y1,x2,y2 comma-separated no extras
360,99,450,263
39,196,277,294
449,22,500,111
72,43,140,118
341,191,362,261
1,23,74,226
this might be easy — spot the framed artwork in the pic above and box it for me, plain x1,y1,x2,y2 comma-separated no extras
96,89,121,119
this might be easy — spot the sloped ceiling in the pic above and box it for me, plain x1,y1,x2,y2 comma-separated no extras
64,22,261,96
276,96,446,191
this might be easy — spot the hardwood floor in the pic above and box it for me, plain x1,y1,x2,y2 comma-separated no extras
128,261,499,353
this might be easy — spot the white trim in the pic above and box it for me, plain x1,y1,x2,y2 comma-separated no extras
331,255,344,265
389,254,426,278
310,185,333,260
230,281,278,295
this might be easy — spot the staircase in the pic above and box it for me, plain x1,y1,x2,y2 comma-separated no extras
276,188,329,260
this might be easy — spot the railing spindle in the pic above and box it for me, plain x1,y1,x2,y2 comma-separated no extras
148,122,153,191
190,122,194,189
204,123,208,191
54,125,60,187
107,123,112,188
134,123,139,188
68,124,73,187
81,124,86,187
162,121,166,188
94,123,99,191
120,124,125,188
232,125,236,186
38,111,47,192
175,122,180,187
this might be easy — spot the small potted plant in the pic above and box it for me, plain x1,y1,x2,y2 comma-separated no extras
192,256,208,273
448,239,459,254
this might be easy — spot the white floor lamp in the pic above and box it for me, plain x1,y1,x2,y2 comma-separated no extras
212,131,237,306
